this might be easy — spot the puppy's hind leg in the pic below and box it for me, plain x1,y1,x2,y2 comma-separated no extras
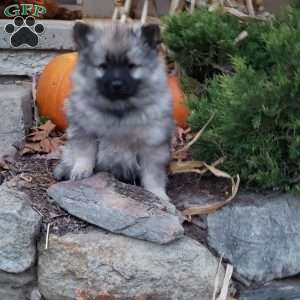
140,144,175,213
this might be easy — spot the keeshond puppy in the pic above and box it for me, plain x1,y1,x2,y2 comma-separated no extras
54,22,174,204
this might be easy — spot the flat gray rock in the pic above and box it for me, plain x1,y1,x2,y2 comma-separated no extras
207,193,300,283
38,231,224,300
0,185,41,273
48,173,184,244
238,280,300,300
0,267,36,300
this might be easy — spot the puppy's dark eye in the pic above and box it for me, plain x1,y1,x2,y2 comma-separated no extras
99,63,107,69
128,63,137,69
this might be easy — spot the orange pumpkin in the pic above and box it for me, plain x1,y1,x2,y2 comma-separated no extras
168,74,190,128
37,53,189,131
36,52,78,131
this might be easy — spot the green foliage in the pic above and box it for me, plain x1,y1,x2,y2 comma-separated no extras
39,115,49,125
163,9,241,83
163,5,300,192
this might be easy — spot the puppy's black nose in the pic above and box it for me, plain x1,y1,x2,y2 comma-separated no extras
110,80,125,91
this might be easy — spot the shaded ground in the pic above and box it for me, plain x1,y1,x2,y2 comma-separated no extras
0,156,231,239
1,157,92,235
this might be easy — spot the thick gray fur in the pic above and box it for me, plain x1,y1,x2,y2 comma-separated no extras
54,22,174,202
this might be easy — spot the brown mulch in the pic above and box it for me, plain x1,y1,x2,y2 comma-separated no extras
1,157,93,235
0,156,231,239
168,173,230,243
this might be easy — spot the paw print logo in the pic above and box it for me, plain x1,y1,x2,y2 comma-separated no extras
5,16,44,48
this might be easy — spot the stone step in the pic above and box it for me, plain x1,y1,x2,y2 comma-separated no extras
0,82,33,157
0,20,75,50
0,19,119,51
0,51,61,76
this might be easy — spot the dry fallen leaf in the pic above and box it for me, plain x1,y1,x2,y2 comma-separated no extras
20,142,44,155
94,292,113,300
170,111,240,216
173,113,215,158
75,290,113,300
182,175,240,216
39,120,57,132
40,138,52,153
203,162,232,179
75,290,93,300
27,120,56,142
169,160,206,175
169,157,225,175
171,126,189,152
20,120,65,156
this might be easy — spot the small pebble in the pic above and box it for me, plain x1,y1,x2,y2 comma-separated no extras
31,288,42,300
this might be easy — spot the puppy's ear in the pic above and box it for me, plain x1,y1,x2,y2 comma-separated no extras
73,22,93,50
141,24,161,49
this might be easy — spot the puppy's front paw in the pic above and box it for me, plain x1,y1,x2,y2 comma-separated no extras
148,187,169,201
148,188,177,214
158,197,177,215
70,163,93,181
54,163,70,181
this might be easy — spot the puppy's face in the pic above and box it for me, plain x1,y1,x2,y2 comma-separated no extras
96,52,139,101
74,22,161,104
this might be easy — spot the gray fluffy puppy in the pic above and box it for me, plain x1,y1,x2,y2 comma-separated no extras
54,22,174,202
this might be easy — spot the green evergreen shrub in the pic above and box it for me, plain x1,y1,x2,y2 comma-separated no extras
163,9,241,83
163,4,300,192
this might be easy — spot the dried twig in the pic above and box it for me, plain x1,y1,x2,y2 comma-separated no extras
182,174,240,216
199,157,226,175
212,256,223,300
112,0,123,21
32,206,44,217
45,223,51,250
234,30,248,44
225,0,234,8
119,0,132,22
217,264,234,300
169,0,181,15
190,0,196,12
141,0,149,24
174,113,215,156
124,0,132,14
170,160,205,174
19,174,32,183
112,7,120,21
169,157,225,175
224,6,266,20
245,0,255,16
171,110,239,217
